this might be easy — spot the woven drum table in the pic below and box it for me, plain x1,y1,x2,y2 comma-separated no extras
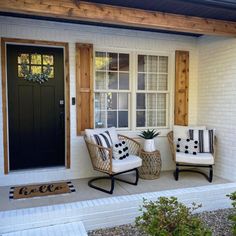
139,149,162,179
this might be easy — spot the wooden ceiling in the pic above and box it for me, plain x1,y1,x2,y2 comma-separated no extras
0,0,236,36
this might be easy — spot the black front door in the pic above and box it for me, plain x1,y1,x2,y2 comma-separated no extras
7,45,65,170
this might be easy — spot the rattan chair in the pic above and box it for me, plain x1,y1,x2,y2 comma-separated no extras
84,133,141,194
167,131,216,182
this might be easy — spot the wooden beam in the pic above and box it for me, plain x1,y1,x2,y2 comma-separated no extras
0,0,236,36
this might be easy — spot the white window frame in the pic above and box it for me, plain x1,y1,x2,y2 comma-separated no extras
93,47,172,132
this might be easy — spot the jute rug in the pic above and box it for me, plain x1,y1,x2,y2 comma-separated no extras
9,181,75,200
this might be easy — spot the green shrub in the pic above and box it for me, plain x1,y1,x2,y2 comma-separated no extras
227,192,236,235
135,196,211,236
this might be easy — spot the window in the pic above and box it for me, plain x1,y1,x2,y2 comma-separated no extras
136,55,168,128
94,51,169,130
94,52,130,128
18,53,54,78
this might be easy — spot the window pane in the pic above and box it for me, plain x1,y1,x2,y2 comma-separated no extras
108,72,118,89
18,54,29,64
157,94,166,109
159,56,168,73
157,111,166,126
31,66,42,74
95,72,106,90
95,52,107,70
147,94,156,109
43,55,54,65
107,111,117,127
158,74,168,90
107,93,117,110
95,93,106,110
119,72,129,90
118,111,128,128
136,93,145,109
138,55,147,72
31,54,41,65
95,111,106,128
18,65,29,77
108,53,118,71
147,74,158,90
119,54,129,71
136,111,145,127
43,66,54,78
138,73,146,90
147,110,156,127
118,93,128,109
148,56,158,73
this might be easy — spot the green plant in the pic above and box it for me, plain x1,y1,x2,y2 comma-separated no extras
135,196,211,236
227,191,236,235
138,129,160,139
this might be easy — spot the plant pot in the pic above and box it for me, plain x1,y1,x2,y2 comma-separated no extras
143,139,156,152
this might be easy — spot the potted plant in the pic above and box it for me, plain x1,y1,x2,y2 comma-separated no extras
139,129,160,152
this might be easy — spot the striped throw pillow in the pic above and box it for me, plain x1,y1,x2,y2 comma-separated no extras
189,129,214,153
92,131,113,161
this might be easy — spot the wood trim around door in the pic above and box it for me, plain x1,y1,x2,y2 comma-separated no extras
1,37,70,174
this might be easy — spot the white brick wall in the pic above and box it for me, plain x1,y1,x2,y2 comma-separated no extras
0,16,199,186
198,36,236,181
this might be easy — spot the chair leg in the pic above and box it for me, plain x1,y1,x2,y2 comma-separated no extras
174,164,213,182
114,168,139,185
174,165,179,181
88,168,139,194
88,176,115,194
209,165,213,183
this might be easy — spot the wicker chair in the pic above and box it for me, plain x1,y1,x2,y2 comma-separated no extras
167,131,216,182
84,130,141,194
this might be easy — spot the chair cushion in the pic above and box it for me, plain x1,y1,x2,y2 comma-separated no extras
113,141,129,160
176,152,214,165
85,127,119,143
189,129,214,153
176,138,199,155
112,155,142,173
173,125,206,141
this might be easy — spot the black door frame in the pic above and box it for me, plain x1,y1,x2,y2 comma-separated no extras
1,38,70,174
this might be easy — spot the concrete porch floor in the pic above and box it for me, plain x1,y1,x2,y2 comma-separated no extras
0,170,231,212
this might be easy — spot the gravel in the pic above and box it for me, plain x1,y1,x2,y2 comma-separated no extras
88,208,234,236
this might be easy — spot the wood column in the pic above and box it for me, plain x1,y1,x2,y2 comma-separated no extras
76,43,94,135
174,50,189,126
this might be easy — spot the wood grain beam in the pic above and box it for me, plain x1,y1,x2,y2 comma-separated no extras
0,0,236,36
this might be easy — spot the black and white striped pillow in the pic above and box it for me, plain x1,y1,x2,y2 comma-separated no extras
93,131,113,161
189,129,214,153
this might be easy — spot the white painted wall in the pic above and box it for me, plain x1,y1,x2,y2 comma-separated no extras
198,36,236,181
0,16,199,186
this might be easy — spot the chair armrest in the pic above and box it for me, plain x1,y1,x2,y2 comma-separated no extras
167,131,176,162
84,136,112,174
118,134,141,156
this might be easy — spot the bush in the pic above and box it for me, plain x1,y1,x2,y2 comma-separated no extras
227,192,236,235
135,196,211,236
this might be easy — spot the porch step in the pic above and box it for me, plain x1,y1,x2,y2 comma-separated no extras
2,221,87,236
0,182,235,234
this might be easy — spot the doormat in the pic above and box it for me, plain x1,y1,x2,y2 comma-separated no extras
9,181,75,200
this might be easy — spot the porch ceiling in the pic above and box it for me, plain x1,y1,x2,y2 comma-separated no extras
0,0,236,36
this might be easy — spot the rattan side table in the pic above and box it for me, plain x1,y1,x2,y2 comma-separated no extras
139,149,162,179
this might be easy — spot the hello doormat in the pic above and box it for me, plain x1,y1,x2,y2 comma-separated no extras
9,181,75,200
